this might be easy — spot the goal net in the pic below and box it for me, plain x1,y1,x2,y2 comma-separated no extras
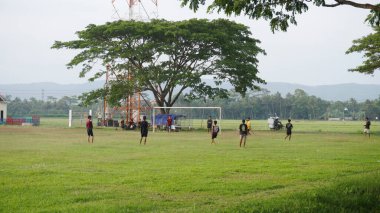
152,107,222,132
69,110,90,128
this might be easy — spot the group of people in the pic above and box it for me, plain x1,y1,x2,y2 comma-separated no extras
87,115,292,146
207,116,255,147
120,118,137,130
85,115,372,145
207,116,293,147
85,115,150,145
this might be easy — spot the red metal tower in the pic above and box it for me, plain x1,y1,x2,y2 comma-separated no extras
105,0,158,126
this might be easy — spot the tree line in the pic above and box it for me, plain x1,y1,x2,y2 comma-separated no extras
6,96,97,118
174,89,380,120
6,89,380,121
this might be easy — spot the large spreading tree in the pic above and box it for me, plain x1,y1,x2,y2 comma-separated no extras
52,19,265,113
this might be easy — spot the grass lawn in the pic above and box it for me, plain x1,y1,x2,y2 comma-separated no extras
0,119,379,212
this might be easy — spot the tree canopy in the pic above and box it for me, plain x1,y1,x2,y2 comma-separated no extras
180,0,380,32
52,19,265,113
346,26,380,74
180,1,380,76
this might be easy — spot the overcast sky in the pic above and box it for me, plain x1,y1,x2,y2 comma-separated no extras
0,0,379,86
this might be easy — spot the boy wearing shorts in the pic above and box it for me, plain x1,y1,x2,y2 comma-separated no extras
86,115,94,143
239,119,248,147
211,120,219,144
140,115,149,144
285,119,293,141
364,117,371,138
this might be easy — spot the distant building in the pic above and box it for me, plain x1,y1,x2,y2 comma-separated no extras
0,95,7,123
328,118,341,121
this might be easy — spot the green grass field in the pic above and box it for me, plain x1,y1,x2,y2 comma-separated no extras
0,119,379,212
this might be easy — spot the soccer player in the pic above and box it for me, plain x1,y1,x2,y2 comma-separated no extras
239,119,248,147
120,119,125,130
364,117,371,138
140,115,149,145
86,115,94,143
284,119,293,141
207,116,213,133
211,120,219,144
246,117,252,135
167,115,172,133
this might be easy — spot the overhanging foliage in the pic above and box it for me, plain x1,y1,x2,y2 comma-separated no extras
180,0,380,32
346,27,380,74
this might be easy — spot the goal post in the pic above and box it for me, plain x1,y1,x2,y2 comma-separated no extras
68,109,92,128
152,106,222,133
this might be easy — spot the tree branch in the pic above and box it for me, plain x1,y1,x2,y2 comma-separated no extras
322,2,340,7
323,0,380,12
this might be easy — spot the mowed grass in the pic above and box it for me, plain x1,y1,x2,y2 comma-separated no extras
0,119,379,212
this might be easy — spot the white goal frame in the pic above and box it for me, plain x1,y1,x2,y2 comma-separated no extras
152,107,222,133
68,109,92,128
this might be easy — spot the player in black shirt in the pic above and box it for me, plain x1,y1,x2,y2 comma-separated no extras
207,116,213,133
284,119,293,141
364,117,371,138
239,119,248,147
140,116,149,145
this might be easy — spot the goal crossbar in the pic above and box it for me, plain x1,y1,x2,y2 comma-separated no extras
152,106,222,133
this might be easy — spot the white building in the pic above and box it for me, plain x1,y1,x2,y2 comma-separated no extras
0,95,7,123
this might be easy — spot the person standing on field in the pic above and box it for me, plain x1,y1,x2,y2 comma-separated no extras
364,117,371,138
167,115,172,133
207,116,213,133
284,119,293,141
140,115,149,145
246,117,252,135
86,115,94,143
211,120,219,144
239,119,248,147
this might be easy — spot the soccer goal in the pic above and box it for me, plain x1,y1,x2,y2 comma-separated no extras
152,107,222,133
68,109,92,128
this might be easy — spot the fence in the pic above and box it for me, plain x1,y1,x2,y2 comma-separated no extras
6,116,40,126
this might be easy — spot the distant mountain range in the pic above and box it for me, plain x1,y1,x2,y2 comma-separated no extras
262,82,380,101
0,81,104,101
0,81,379,102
